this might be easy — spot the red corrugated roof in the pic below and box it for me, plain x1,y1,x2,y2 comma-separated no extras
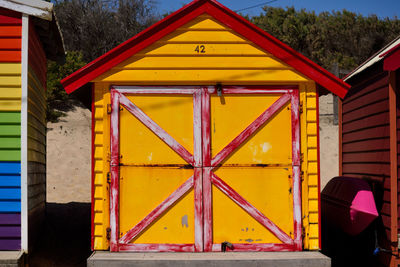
61,0,350,98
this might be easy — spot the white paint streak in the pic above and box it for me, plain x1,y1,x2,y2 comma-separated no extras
261,142,271,153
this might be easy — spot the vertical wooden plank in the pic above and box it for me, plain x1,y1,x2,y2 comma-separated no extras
338,97,343,176
202,88,212,251
91,84,95,251
20,13,28,253
291,90,302,250
316,88,321,250
109,89,120,251
389,71,398,263
193,90,203,251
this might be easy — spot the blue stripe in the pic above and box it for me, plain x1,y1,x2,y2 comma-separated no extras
0,189,20,200
0,202,20,212
0,162,20,175
0,175,20,187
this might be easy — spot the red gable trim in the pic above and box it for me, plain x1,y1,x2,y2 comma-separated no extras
61,0,350,98
382,43,400,71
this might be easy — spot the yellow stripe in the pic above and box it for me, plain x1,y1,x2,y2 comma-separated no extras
96,69,308,83
0,63,21,75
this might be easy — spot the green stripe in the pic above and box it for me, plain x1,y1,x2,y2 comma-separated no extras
0,112,21,124
0,137,21,149
0,150,20,161
0,125,20,136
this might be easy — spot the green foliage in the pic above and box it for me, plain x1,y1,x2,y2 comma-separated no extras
252,7,400,72
46,51,86,122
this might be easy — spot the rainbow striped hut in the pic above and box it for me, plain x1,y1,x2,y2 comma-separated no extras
0,0,63,253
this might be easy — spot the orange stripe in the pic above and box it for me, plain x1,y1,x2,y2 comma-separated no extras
0,51,20,62
0,26,21,37
0,38,21,50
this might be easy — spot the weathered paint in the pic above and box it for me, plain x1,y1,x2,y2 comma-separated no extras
86,3,324,250
107,87,304,252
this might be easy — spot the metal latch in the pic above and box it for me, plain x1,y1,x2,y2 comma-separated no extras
216,83,223,97
107,104,112,114
107,172,111,184
221,241,233,252
106,227,111,240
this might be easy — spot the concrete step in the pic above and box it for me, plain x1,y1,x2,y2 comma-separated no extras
0,251,24,267
88,251,331,267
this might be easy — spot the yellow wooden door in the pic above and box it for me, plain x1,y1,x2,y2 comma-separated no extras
109,86,301,252
202,87,302,251
109,87,203,252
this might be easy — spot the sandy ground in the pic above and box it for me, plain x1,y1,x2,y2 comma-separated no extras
46,105,92,203
319,94,339,190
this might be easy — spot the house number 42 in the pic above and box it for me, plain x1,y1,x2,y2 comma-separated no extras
195,45,206,53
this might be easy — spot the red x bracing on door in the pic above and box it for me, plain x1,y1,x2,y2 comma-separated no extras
109,86,302,252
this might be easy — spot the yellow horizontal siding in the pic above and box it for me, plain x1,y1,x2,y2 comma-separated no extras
96,69,307,83
93,83,110,250
0,63,21,111
95,15,309,84
0,63,21,75
118,56,289,69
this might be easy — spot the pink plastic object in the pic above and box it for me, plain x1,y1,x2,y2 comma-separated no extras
321,176,379,236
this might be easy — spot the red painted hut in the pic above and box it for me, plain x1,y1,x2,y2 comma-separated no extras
341,36,400,267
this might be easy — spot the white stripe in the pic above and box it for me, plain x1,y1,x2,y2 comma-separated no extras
20,13,29,253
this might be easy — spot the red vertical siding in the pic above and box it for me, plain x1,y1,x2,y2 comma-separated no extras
0,8,21,62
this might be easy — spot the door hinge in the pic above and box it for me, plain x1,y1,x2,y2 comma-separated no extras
299,101,303,114
107,172,111,184
106,227,111,240
107,104,112,114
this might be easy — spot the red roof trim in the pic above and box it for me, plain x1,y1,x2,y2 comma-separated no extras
61,0,350,98
380,42,400,58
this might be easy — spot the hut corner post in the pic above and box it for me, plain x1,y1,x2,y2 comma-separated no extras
20,13,29,253
389,71,399,266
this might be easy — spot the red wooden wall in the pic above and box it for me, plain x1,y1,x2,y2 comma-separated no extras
340,65,399,266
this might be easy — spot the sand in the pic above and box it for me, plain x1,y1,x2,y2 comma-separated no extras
46,105,92,203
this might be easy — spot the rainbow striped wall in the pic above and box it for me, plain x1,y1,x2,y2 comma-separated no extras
0,7,22,250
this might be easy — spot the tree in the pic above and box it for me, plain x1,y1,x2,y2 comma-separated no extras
47,0,160,121
54,0,160,62
46,51,86,122
252,7,400,71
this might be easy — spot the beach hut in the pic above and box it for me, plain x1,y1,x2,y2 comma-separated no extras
61,0,350,253
0,0,64,254
340,36,400,267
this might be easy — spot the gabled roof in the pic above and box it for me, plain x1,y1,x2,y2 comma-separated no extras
0,0,65,61
61,0,350,98
344,35,400,81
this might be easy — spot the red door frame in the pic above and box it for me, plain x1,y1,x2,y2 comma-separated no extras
109,86,302,252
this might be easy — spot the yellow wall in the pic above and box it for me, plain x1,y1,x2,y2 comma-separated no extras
0,63,21,111
91,14,320,250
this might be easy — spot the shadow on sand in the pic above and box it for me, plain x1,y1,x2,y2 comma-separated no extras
28,202,92,267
